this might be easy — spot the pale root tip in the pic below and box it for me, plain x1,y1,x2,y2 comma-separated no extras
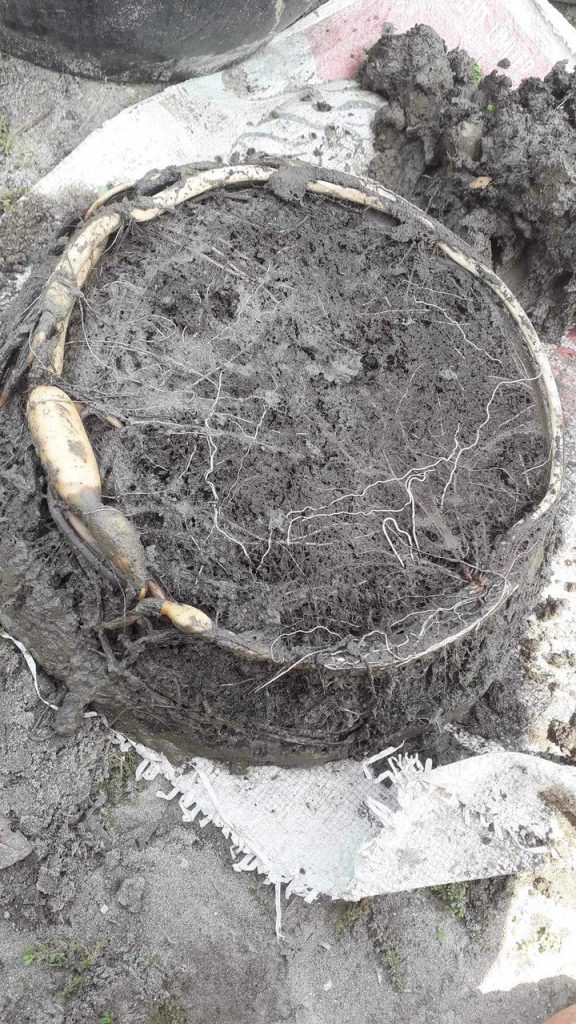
160,600,213,634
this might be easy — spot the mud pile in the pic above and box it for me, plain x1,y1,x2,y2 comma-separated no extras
360,24,576,342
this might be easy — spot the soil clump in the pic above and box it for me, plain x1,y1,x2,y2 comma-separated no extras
360,23,576,342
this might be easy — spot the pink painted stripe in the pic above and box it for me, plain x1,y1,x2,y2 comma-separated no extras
306,0,562,83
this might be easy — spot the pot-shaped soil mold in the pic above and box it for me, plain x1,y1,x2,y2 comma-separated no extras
0,0,322,81
0,162,563,766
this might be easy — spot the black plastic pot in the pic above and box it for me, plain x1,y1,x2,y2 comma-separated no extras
0,0,323,82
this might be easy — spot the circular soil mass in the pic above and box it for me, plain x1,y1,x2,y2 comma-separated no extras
0,164,559,764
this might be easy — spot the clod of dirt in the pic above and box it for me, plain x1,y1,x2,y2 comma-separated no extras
0,814,33,869
359,23,576,342
0,165,555,764
549,716,576,759
116,877,146,913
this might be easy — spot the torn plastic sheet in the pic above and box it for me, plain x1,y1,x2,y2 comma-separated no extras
113,733,576,900
0,629,58,711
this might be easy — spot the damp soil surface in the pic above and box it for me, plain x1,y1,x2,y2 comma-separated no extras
0,174,552,761
63,186,546,646
359,23,576,343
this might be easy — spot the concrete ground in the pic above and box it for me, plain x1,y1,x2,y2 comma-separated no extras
1,8,576,1024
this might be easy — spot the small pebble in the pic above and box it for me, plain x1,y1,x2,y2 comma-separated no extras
117,877,146,912
361,352,379,371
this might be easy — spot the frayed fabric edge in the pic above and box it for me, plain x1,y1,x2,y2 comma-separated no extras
112,731,319,933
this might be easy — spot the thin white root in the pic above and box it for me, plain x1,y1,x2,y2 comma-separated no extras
438,240,563,522
84,181,135,220
129,166,275,223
